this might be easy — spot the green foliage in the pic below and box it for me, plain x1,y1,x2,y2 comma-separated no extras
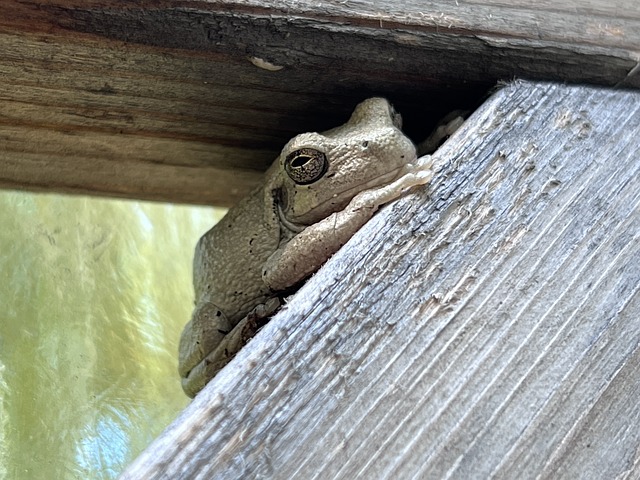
0,191,223,479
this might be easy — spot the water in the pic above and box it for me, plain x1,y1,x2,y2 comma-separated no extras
0,190,224,479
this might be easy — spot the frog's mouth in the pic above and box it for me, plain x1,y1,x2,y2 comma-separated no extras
278,166,407,229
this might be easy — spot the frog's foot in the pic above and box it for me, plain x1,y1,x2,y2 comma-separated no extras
179,297,281,398
417,111,467,156
403,154,434,185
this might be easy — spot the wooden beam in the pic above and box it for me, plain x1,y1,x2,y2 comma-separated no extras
1,1,639,205
119,82,640,478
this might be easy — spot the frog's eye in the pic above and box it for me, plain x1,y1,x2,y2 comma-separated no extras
284,148,328,185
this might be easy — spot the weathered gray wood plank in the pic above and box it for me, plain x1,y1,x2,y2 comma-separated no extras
119,82,640,478
1,1,639,205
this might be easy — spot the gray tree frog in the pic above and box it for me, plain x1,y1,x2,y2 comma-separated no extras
179,97,433,397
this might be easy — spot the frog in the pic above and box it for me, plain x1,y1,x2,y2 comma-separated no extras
178,97,435,398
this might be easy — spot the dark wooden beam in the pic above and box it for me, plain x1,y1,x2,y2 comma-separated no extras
1,1,639,205
118,82,640,478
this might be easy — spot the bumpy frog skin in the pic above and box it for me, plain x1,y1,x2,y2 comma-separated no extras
178,98,433,397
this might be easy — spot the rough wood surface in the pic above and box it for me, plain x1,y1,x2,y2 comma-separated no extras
119,82,640,478
2,0,640,205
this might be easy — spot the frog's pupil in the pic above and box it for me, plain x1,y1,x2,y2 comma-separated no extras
292,155,311,167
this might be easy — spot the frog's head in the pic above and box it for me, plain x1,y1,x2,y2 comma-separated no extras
272,97,417,227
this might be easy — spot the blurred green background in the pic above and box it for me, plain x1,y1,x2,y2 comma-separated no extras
0,190,224,479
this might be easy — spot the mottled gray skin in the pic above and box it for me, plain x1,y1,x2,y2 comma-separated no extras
179,98,433,397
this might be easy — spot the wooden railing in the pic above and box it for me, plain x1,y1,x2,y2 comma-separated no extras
120,81,640,478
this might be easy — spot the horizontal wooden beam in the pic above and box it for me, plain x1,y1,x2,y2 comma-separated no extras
119,82,640,478
1,1,639,205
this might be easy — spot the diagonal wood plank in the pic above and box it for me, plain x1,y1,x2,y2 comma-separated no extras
119,81,640,478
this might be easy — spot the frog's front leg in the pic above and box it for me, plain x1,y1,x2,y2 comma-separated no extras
264,155,434,291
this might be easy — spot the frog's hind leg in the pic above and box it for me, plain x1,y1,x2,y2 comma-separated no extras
180,298,281,397
179,302,234,397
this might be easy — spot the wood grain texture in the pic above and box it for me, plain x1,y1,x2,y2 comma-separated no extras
1,0,639,205
119,82,640,478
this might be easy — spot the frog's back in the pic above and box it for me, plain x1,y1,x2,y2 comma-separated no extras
193,187,280,323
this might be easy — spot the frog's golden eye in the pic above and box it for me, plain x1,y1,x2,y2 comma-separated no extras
284,148,328,185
